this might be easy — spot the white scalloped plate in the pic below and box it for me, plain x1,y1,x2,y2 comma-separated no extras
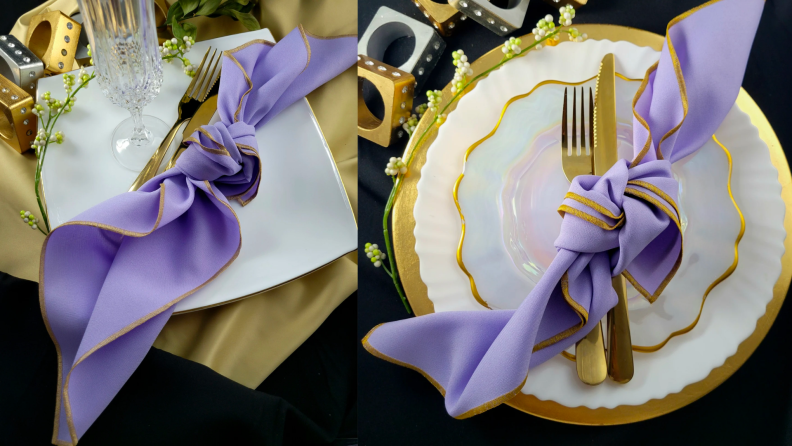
413,39,785,408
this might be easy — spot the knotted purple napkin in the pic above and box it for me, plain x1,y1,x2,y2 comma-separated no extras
364,0,763,419
39,27,355,445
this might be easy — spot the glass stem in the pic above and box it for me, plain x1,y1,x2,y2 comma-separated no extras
129,107,150,146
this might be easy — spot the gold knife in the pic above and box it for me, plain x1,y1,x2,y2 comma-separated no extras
593,53,634,384
164,80,220,171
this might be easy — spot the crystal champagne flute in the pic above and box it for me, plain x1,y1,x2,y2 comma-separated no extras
76,0,169,170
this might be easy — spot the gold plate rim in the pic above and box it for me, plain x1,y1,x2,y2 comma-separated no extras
391,23,791,425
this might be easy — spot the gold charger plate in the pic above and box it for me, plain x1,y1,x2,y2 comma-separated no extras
392,24,791,425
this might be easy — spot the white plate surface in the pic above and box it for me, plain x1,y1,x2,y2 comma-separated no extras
413,39,785,408
41,29,357,313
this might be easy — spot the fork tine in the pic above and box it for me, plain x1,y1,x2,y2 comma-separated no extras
589,87,594,151
197,50,222,101
562,88,568,155
572,87,577,155
191,48,216,99
186,47,211,98
580,87,587,155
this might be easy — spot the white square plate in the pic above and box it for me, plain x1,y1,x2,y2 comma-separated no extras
41,29,357,313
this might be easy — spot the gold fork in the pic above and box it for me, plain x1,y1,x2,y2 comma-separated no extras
129,47,222,191
560,86,607,386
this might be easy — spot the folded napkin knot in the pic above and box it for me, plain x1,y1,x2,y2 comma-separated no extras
557,159,682,303
176,121,261,205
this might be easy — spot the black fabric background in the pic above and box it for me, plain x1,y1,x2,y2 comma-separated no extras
0,273,357,445
1,7,356,446
359,1,792,445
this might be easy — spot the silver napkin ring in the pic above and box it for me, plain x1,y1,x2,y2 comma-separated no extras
358,6,446,91
449,0,531,36
0,35,44,95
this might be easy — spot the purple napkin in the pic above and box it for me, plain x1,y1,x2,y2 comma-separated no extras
39,27,355,445
364,0,763,419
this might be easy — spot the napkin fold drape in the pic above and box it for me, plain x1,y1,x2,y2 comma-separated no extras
364,0,763,419
40,27,355,446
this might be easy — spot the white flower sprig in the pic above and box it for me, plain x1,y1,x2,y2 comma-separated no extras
559,5,576,26
161,36,198,77
385,157,407,177
402,114,418,136
369,6,587,314
19,210,40,231
25,69,96,234
567,27,587,42
364,243,387,268
502,37,523,58
451,50,473,94
426,90,442,112
415,103,428,118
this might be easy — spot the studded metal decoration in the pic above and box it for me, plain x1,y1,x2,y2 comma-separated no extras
25,11,82,75
358,55,416,147
0,35,44,96
449,0,531,36
411,0,465,36
358,6,445,91
0,74,38,154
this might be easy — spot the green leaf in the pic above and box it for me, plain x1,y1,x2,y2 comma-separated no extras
235,0,250,5
229,10,260,30
195,0,221,16
179,0,200,15
166,2,183,25
171,16,186,41
182,22,198,40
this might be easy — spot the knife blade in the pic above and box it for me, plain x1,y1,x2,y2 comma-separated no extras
594,53,634,384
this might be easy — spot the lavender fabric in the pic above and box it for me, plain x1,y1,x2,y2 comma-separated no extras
364,0,763,419
39,27,355,446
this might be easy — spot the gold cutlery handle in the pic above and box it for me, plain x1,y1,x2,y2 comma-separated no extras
164,145,187,171
575,321,607,385
607,275,634,383
128,117,191,192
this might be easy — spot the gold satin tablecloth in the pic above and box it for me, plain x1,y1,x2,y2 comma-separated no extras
1,0,357,389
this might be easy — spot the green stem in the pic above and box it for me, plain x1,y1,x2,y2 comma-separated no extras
34,73,96,234
380,28,565,313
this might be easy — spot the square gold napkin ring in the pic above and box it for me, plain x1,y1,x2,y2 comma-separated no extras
358,6,445,92
449,0,530,36
0,35,44,96
358,55,415,147
26,11,82,75
542,0,589,9
0,75,38,154
412,0,465,36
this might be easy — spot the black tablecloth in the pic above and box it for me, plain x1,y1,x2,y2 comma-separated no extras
358,1,792,444
0,272,357,445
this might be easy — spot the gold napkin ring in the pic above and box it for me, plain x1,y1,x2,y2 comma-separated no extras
0,75,38,154
449,0,529,36
413,0,464,36
26,11,82,75
358,55,415,148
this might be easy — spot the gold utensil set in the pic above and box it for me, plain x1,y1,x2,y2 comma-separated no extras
129,47,222,191
560,53,634,386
